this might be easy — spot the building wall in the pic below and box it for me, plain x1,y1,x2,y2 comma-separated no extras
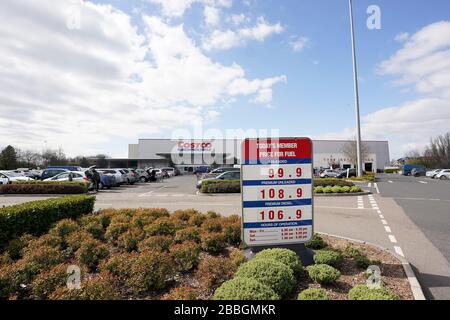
130,139,390,171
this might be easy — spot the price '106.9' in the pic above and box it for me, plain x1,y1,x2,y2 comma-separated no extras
260,188,303,199
268,167,302,179
260,210,302,221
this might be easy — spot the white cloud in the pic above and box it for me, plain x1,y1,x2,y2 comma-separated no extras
0,0,286,156
394,32,409,43
319,21,450,158
289,36,310,52
203,17,284,51
148,0,232,18
229,13,249,26
204,6,220,26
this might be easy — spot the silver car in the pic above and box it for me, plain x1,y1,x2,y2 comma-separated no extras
99,169,126,185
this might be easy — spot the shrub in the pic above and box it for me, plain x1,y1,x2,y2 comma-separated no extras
342,186,351,193
235,259,295,297
162,286,198,300
384,168,399,174
306,264,341,284
144,218,177,236
188,213,206,227
126,250,174,293
201,218,223,233
305,233,327,250
105,222,129,244
350,186,362,193
196,256,236,290
200,180,241,193
31,264,68,299
200,232,227,254
355,254,373,269
169,241,201,272
314,179,354,187
331,186,343,193
314,186,324,194
343,246,373,269
222,216,242,246
171,209,199,223
5,234,35,260
229,248,246,269
138,236,173,252
313,250,343,268
0,195,95,249
75,239,109,271
117,228,145,252
348,284,399,300
79,216,104,239
214,277,280,300
174,227,201,243
323,186,333,194
254,249,302,274
66,230,93,252
0,183,88,195
99,252,136,281
49,219,80,238
298,288,330,300
49,272,121,300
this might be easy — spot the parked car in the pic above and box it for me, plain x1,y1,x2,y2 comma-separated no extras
320,169,340,178
41,168,69,180
435,169,450,180
336,168,357,178
196,170,241,189
98,169,127,186
146,168,164,182
411,167,427,177
161,167,176,177
45,171,89,183
210,167,241,175
0,172,11,184
46,166,83,172
135,168,150,182
401,164,426,176
119,169,137,185
426,169,443,178
194,166,210,174
0,171,34,182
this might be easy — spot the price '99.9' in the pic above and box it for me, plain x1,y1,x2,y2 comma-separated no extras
268,167,302,179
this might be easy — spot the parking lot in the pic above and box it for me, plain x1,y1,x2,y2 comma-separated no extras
1,173,450,299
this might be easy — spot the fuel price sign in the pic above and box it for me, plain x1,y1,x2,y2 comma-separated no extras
241,138,313,247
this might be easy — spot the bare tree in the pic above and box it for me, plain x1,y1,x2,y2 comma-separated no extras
424,132,450,168
342,139,370,168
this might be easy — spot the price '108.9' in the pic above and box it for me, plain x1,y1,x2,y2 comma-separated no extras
260,188,303,199
260,210,303,221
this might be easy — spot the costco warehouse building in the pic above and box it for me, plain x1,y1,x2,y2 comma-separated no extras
108,139,390,173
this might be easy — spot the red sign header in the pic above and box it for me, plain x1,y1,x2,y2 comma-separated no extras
243,138,312,161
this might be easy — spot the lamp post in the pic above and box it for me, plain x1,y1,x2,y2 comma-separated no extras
348,0,363,177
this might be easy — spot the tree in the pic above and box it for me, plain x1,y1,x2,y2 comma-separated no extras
342,140,370,169
424,132,450,168
18,149,40,168
94,154,109,168
0,145,18,170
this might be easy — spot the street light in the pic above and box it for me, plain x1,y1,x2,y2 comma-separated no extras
348,0,363,177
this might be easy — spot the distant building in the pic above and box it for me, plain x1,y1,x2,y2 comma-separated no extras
108,139,390,173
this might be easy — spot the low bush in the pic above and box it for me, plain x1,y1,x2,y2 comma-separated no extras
314,185,362,194
343,246,373,269
117,228,145,252
49,219,80,238
342,186,351,193
350,186,362,193
305,233,327,250
214,277,280,300
222,216,241,246
126,250,174,294
314,179,354,187
384,168,399,174
254,249,302,274
162,286,198,300
298,288,330,300
0,195,95,249
31,263,68,299
348,174,375,182
235,259,296,297
323,186,333,194
348,284,399,300
196,256,236,290
144,218,177,237
75,239,109,271
0,182,88,195
201,218,223,233
138,235,173,252
200,180,241,194
314,186,324,193
331,186,343,193
306,264,341,284
5,234,35,260
174,227,201,243
169,241,201,272
200,232,227,254
313,250,343,268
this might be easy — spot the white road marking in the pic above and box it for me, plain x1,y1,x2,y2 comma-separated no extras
379,215,384,219
138,186,167,197
394,246,405,257
377,210,382,214
389,235,398,243
374,183,380,194
419,181,428,184
388,180,393,183
368,183,372,188
384,226,392,233
381,219,388,225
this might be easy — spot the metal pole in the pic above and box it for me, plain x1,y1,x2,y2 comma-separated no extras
349,0,363,177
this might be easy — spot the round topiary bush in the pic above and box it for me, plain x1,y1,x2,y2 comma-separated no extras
350,186,362,193
200,232,227,254
169,241,200,272
174,227,201,243
331,186,343,193
323,186,333,194
298,288,330,300
313,250,343,268
305,233,327,250
254,248,302,274
138,235,173,252
314,186,324,194
75,239,109,271
235,259,296,297
162,285,198,300
342,186,351,193
348,284,399,300
144,218,177,236
214,277,280,300
306,264,341,284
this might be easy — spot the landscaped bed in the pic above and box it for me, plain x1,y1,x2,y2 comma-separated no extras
0,208,413,300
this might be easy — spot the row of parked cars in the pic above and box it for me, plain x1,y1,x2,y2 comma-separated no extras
195,166,241,189
425,169,450,180
317,168,360,179
0,166,181,189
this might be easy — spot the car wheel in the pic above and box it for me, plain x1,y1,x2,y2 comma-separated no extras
140,177,146,182
440,176,448,180
99,183,104,190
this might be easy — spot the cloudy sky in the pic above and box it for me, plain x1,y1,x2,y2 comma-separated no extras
0,0,449,158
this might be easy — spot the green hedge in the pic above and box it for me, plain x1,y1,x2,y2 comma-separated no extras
384,168,399,174
200,180,241,194
314,179,354,187
314,185,362,194
0,195,96,249
1,183,88,194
